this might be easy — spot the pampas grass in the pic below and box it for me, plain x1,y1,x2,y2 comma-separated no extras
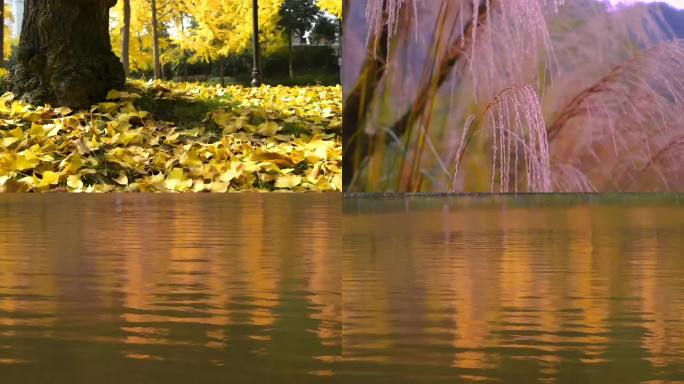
344,0,684,192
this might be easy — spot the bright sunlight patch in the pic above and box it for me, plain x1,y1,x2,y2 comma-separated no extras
0,79,341,192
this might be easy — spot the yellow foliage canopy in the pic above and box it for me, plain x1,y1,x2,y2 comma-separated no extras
175,0,285,62
317,0,342,19
110,0,182,71
3,4,14,60
109,0,288,70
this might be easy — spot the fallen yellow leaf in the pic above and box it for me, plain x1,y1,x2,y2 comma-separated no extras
114,172,129,186
275,174,302,189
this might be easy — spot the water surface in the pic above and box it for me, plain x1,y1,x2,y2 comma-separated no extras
0,194,340,383
343,195,684,383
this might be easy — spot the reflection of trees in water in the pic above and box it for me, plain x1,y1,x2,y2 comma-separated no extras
0,195,340,381
343,203,684,382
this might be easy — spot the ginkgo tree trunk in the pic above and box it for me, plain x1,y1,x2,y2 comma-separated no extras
121,0,131,75
150,0,162,79
1,0,4,67
8,0,125,109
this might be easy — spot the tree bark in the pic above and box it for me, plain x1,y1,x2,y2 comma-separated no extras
121,0,131,76
151,0,161,80
205,59,211,82
219,56,225,86
1,0,5,67
8,0,125,109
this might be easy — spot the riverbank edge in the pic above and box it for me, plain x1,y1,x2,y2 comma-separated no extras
342,193,684,210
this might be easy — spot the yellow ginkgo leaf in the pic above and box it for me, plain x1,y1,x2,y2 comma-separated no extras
332,174,342,191
1,136,19,147
219,161,244,183
67,174,84,190
210,181,229,193
209,109,237,134
180,149,203,168
45,124,62,138
37,171,60,188
54,107,73,116
92,184,115,193
7,127,24,139
28,123,47,139
164,168,193,192
15,151,41,171
106,90,138,100
275,174,302,189
192,179,206,192
59,154,83,174
2,127,24,147
114,172,129,186
180,127,201,137
257,121,280,137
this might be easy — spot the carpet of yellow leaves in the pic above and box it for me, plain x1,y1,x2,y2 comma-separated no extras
0,80,341,192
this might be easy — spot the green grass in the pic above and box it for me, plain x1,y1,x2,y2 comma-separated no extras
235,71,340,87
130,84,235,130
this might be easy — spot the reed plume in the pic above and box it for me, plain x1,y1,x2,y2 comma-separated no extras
548,41,684,191
344,0,684,192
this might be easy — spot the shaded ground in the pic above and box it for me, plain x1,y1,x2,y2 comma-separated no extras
0,77,341,192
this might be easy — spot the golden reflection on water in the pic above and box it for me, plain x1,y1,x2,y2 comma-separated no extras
343,199,684,383
0,194,340,383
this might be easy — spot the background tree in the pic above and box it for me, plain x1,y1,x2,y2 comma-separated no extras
8,0,124,109
278,0,319,80
110,0,179,75
150,0,162,79
1,0,4,67
121,0,131,75
0,0,12,65
316,0,341,20
173,0,284,78
311,15,338,45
